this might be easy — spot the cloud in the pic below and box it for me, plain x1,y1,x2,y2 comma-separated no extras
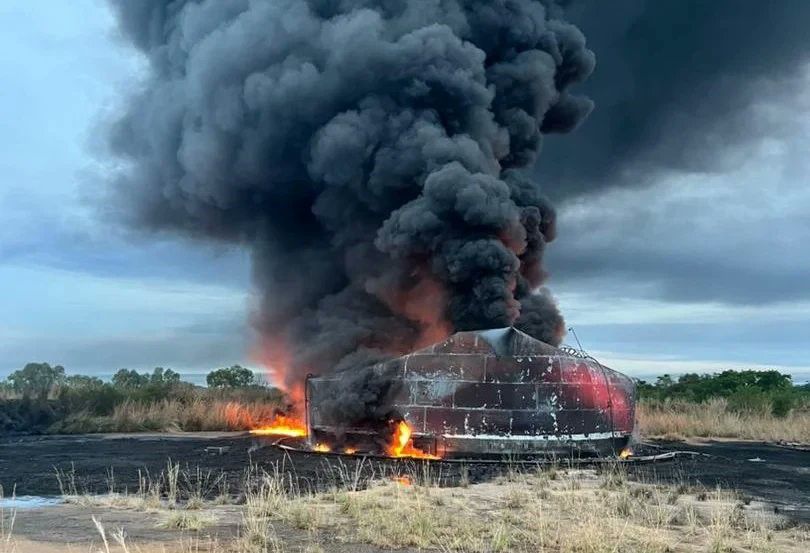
539,0,810,198
0,264,251,376
0,0,247,287
0,325,249,379
546,68,810,306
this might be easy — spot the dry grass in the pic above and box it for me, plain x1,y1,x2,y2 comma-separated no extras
50,398,283,434
41,461,810,553
0,487,17,553
91,516,224,553
57,461,234,518
232,464,808,553
158,511,215,532
108,399,281,433
638,398,810,442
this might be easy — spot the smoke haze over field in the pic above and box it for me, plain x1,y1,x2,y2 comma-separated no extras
105,0,594,391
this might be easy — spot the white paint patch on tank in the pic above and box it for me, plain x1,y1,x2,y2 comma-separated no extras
443,431,623,441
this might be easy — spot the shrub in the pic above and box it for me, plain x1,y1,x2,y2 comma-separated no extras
770,391,796,418
638,370,794,402
111,367,184,403
0,398,60,433
206,365,256,388
57,378,123,416
726,389,771,414
7,362,66,400
637,370,807,416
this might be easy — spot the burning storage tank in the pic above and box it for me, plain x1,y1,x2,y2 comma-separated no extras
306,327,636,458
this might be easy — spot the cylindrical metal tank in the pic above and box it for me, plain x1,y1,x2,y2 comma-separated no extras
307,327,636,458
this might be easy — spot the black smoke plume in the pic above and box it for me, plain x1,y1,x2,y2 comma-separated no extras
539,0,810,200
105,1,593,400
313,364,404,448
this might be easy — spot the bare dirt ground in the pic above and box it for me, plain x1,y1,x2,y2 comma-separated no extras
10,502,239,549
9,503,393,553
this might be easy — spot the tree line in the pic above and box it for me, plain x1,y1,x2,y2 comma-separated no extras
636,370,810,417
1,363,264,401
0,363,280,434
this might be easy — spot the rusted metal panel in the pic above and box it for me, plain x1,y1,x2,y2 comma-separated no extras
308,327,636,457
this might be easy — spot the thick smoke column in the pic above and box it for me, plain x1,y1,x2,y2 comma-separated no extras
106,0,593,394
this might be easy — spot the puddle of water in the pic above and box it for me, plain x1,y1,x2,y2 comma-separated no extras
0,496,62,510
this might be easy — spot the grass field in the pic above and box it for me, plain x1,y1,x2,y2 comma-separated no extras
52,399,286,434
5,461,808,553
54,397,810,444
637,398,810,443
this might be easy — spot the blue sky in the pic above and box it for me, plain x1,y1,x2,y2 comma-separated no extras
1,1,808,383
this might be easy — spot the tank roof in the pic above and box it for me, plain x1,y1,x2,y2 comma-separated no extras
412,326,561,357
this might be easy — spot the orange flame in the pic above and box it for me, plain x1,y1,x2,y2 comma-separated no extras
343,447,358,455
239,340,311,438
248,413,308,437
252,338,305,408
393,475,412,486
313,443,331,453
619,448,633,460
387,421,440,460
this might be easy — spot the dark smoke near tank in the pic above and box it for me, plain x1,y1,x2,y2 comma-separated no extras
105,0,594,394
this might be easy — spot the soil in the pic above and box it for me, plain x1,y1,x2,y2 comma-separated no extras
634,440,810,522
1,432,808,522
9,503,398,553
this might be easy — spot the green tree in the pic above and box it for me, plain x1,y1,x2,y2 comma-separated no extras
7,362,65,400
112,369,148,390
207,365,256,388
637,369,803,416
64,375,105,388
656,374,675,388
149,367,180,386
112,367,184,402
58,375,122,416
